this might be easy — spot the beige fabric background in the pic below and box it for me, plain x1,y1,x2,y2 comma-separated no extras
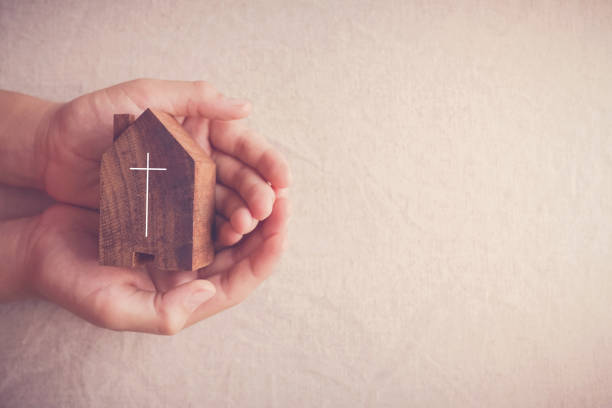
1,1,612,406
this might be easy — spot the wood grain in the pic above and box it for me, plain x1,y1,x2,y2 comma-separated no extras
99,109,215,270
113,113,134,141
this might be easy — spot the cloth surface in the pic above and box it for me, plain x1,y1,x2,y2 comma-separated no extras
1,1,612,406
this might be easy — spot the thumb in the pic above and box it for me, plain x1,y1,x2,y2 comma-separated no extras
161,279,217,333
110,279,217,335
108,79,252,121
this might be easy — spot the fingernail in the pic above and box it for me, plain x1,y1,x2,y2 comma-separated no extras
185,289,215,311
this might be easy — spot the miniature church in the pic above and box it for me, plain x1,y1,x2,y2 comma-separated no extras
99,109,215,271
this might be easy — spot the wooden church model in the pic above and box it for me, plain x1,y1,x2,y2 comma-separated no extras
99,109,215,271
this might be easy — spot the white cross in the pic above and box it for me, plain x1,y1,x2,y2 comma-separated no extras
130,152,167,237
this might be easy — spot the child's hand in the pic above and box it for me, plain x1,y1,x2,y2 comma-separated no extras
2,79,291,334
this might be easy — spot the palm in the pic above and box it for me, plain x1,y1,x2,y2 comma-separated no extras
31,79,291,334
45,94,138,208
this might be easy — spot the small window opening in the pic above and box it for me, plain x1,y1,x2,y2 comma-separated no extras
134,252,155,266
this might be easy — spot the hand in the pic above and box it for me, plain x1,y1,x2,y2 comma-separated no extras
21,79,291,334
44,79,290,242
28,196,289,334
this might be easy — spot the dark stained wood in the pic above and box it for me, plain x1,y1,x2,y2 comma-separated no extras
99,109,215,271
113,114,134,141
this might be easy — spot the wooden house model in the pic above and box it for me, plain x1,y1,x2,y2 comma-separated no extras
99,109,215,271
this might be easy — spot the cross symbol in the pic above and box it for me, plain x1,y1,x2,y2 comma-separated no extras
130,152,167,237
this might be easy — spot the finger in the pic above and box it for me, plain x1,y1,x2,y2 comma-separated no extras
205,196,289,276
147,267,198,293
101,279,216,335
188,197,289,326
182,118,254,235
210,120,291,188
213,151,276,220
215,184,256,235
214,214,243,249
106,79,252,121
182,118,257,235
181,115,211,154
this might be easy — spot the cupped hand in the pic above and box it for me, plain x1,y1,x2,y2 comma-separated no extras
28,194,289,334
25,79,291,334
44,78,290,244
